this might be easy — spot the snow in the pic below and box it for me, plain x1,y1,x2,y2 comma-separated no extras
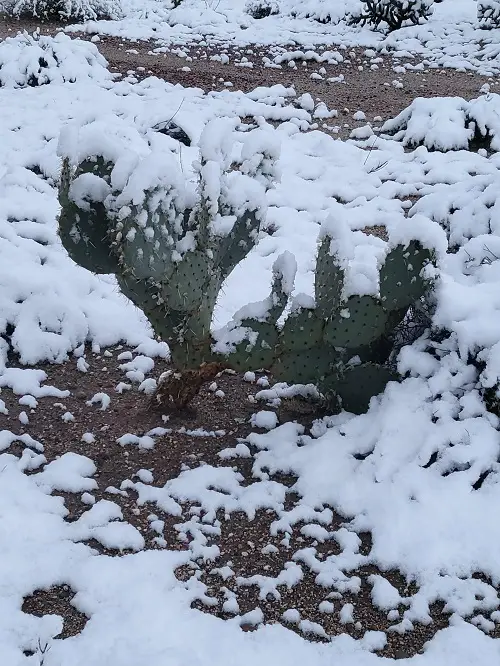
0,32,111,88
117,433,156,449
381,94,500,152
251,410,279,429
1,19,500,666
86,392,111,410
60,0,500,75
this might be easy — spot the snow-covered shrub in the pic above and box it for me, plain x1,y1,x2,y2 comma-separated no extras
245,0,279,19
2,0,123,21
381,94,500,152
349,0,434,31
245,0,359,24
478,1,500,27
0,32,111,88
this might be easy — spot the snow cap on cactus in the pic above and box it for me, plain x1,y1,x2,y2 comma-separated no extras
319,215,386,300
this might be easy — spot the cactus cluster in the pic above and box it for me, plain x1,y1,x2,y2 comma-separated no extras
349,0,434,32
58,119,435,414
216,235,434,413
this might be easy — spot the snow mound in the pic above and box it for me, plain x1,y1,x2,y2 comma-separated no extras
0,32,111,88
478,0,500,27
382,94,500,152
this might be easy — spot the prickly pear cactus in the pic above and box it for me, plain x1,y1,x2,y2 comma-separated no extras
215,222,435,413
58,116,437,415
58,117,278,370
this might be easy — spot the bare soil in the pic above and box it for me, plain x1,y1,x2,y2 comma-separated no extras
2,347,498,656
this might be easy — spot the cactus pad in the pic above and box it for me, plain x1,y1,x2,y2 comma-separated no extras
58,158,118,275
380,241,433,310
323,296,389,348
314,235,344,318
278,308,324,352
332,362,398,414
271,346,338,384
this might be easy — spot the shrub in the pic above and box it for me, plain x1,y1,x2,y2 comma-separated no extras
478,1,500,27
57,118,438,414
245,0,279,19
349,0,434,31
0,32,110,88
1,0,123,21
245,0,359,24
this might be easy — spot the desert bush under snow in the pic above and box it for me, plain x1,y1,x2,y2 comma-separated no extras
478,1,500,27
0,32,111,88
246,0,360,24
1,0,122,21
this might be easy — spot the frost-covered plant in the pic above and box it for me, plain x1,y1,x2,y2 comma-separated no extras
349,0,434,31
381,94,500,153
246,0,358,24
58,117,279,370
477,1,500,27
245,0,279,19
2,0,123,21
0,32,110,88
58,118,438,414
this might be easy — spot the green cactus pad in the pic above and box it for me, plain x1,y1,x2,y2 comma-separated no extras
115,209,176,282
215,210,259,278
278,308,324,352
58,158,118,275
380,241,433,310
226,320,278,371
163,251,212,311
323,295,389,348
314,235,344,318
271,345,338,384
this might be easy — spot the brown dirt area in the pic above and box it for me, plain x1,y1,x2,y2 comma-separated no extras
2,346,499,657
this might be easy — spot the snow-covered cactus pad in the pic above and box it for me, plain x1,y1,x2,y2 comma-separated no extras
0,32,111,88
3,0,122,21
215,217,439,413
349,0,434,31
58,116,279,369
478,1,500,27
